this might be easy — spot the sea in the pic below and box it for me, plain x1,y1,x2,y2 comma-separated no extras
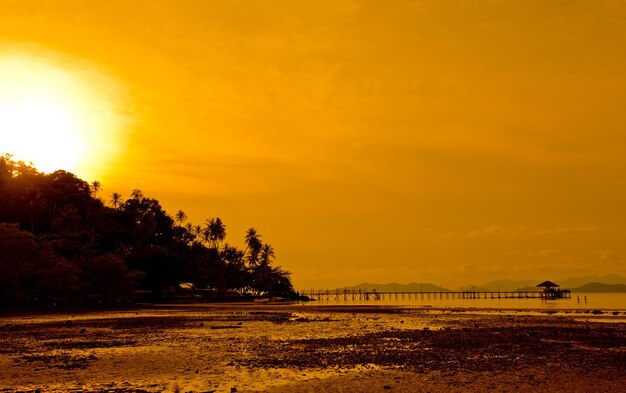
304,292,626,311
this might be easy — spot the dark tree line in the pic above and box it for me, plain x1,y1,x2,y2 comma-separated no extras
0,154,295,307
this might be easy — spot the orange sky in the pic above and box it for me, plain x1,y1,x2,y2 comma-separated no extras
1,0,625,289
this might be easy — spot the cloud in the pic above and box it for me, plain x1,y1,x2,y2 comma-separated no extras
529,249,560,257
468,225,507,238
598,250,621,261
427,225,597,239
518,227,596,237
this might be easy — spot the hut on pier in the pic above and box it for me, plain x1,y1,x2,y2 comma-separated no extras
537,280,570,299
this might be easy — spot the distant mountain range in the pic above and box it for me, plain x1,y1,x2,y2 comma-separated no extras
336,273,626,293
473,274,626,292
336,282,452,293
570,283,626,293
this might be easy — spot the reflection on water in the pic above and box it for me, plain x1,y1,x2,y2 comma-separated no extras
305,292,626,310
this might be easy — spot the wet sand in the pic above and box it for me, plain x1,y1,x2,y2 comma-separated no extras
1,303,624,392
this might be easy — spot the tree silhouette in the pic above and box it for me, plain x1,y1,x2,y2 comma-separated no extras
91,181,102,198
211,217,226,249
175,210,187,226
110,192,122,209
0,154,296,306
202,217,226,250
244,227,263,267
260,243,275,267
131,189,144,200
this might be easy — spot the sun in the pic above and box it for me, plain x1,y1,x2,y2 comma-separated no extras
0,52,128,179
1,87,86,174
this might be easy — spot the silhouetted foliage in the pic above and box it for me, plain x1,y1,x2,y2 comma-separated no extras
0,154,295,307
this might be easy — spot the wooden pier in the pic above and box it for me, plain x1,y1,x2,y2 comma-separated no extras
303,289,571,302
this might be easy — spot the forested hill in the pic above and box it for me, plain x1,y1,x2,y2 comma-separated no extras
0,154,295,307
336,283,452,293
571,283,626,293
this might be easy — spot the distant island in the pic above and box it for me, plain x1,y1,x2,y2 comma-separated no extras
0,154,297,308
472,274,626,292
571,283,626,293
336,273,626,294
336,282,453,293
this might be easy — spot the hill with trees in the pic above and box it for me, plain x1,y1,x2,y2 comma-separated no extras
571,283,626,293
336,282,452,293
0,154,295,307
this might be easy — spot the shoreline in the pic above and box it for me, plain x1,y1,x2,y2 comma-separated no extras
2,300,625,319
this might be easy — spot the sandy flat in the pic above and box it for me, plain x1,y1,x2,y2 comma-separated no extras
0,304,624,392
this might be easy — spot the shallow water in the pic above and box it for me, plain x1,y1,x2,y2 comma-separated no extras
303,292,626,310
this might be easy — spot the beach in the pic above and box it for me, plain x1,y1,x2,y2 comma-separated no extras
1,304,624,392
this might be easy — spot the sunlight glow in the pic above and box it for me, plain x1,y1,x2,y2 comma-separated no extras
0,52,128,178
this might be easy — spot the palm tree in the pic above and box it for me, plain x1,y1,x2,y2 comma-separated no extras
259,244,275,267
203,217,226,249
244,228,261,251
175,210,187,226
244,227,262,267
90,181,102,198
131,189,144,200
201,220,212,246
110,192,122,209
212,217,226,249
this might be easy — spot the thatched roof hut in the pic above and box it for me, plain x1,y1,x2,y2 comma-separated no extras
536,281,560,289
